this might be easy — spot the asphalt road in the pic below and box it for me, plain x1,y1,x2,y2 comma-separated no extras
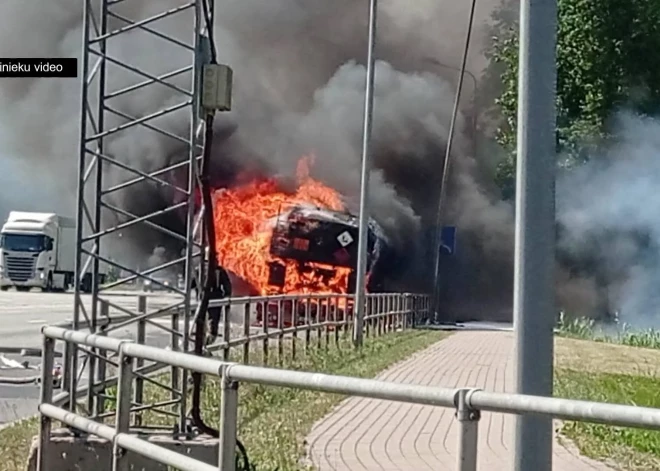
0,289,183,348
0,289,183,428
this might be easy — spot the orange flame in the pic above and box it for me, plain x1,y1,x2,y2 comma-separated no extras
213,156,352,295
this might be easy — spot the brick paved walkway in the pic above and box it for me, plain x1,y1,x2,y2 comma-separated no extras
306,331,613,470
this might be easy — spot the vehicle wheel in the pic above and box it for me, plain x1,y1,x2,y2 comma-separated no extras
0,286,8,291
16,286,30,292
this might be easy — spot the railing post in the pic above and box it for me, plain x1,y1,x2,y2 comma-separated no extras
377,297,383,336
112,350,134,471
316,300,323,350
333,297,339,347
37,335,55,471
388,295,393,332
413,295,418,325
455,389,480,471
343,295,350,340
277,300,284,364
170,298,180,406
95,300,110,418
262,301,269,365
305,297,312,353
219,367,239,471
242,303,250,364
378,296,383,334
364,297,370,338
324,298,330,350
291,299,298,360
223,303,232,362
135,296,146,427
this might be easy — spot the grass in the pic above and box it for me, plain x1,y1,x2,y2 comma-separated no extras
0,417,39,471
555,370,660,470
0,328,449,471
556,311,660,348
237,330,449,470
555,312,660,470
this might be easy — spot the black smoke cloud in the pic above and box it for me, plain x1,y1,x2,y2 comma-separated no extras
0,0,514,317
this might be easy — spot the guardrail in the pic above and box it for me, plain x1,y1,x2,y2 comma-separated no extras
56,292,430,431
38,326,660,471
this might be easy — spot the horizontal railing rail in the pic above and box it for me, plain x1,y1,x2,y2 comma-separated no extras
38,326,660,471
52,292,430,429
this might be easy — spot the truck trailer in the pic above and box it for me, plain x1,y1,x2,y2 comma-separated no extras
0,211,105,292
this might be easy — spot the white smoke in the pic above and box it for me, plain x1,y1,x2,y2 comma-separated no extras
558,112,660,327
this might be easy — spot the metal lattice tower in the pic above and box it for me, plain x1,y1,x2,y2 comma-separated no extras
65,0,210,431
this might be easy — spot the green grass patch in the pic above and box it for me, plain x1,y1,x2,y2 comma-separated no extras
555,369,660,470
0,417,39,471
557,312,660,349
556,314,660,468
0,329,448,471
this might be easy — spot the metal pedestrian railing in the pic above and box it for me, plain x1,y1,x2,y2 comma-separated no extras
38,325,660,471
54,291,430,431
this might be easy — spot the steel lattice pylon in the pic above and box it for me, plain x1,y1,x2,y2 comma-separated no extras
65,0,211,432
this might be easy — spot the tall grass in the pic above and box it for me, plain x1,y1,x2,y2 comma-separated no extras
556,311,660,349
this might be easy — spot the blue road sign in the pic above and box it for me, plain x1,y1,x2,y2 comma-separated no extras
439,226,456,255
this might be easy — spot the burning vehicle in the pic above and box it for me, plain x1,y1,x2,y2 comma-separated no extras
256,205,390,327
268,205,387,293
206,155,393,327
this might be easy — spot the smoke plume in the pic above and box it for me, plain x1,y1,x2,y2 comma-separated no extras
557,112,660,327
0,0,514,316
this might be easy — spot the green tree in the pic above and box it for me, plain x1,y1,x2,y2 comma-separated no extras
489,0,660,199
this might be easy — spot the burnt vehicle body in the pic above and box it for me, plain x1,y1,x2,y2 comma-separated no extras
256,205,391,327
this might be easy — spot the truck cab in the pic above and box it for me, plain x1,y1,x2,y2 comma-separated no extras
0,211,102,292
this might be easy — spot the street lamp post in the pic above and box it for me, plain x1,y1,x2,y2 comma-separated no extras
428,0,478,320
353,0,378,348
512,0,557,468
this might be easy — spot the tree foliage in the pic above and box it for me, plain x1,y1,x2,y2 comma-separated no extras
489,0,660,199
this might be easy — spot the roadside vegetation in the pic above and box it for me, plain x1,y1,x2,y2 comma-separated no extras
555,314,660,470
0,329,449,471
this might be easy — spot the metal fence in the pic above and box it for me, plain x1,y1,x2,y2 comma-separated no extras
38,325,660,471
52,292,430,431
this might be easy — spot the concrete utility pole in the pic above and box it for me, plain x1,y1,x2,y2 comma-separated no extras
512,0,557,469
353,0,378,348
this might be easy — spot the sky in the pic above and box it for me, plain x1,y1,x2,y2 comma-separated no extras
0,146,58,222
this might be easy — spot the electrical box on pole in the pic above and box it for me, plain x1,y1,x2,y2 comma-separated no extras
202,64,233,112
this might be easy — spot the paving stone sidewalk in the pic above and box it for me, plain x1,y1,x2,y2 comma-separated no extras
306,331,613,470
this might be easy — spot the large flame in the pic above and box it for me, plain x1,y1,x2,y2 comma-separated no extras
213,156,353,295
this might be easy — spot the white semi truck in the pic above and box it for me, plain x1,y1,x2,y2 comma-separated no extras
0,211,105,292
